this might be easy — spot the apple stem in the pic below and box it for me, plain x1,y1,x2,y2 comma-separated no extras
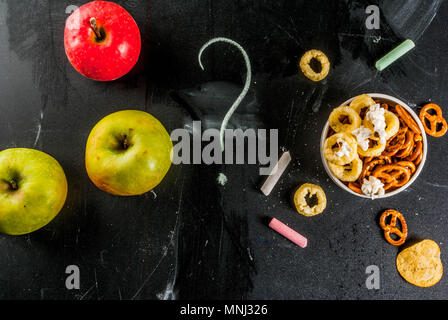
9,180,18,191
90,17,102,39
122,135,129,150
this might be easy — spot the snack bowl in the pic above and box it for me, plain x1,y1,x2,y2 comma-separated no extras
320,93,428,199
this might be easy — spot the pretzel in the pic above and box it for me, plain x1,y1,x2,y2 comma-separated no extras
396,161,416,174
395,130,414,158
379,209,408,246
360,157,390,181
395,105,422,134
419,103,447,137
404,140,422,163
379,155,393,164
414,144,423,165
383,127,407,156
373,164,411,190
348,181,363,195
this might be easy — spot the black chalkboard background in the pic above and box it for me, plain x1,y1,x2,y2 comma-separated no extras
0,0,447,300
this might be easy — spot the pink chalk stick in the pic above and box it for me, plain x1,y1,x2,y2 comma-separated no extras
268,218,307,248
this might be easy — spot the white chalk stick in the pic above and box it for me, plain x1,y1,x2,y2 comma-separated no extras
260,151,291,196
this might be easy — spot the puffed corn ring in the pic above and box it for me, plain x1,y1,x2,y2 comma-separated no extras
349,94,376,117
293,183,327,217
363,110,400,141
299,49,330,82
357,138,386,157
329,106,362,134
323,132,358,165
328,156,363,182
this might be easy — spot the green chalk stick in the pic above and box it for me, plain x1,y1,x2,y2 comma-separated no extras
375,39,415,71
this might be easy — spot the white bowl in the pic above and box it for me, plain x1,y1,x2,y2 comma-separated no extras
320,93,428,199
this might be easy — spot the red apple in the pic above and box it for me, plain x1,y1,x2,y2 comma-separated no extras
64,1,141,81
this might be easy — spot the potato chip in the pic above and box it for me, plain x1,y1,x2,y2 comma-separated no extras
396,239,443,287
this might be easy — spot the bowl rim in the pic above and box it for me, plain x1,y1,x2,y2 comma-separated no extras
320,93,428,199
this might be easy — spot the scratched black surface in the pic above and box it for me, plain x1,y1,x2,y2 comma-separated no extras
0,0,447,300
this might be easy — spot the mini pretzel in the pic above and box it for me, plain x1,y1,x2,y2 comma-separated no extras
379,209,408,246
395,105,422,134
380,103,389,111
378,155,393,164
395,130,414,158
373,164,411,190
360,157,390,181
404,140,422,163
347,181,363,194
419,103,447,137
414,145,423,165
299,49,330,82
396,161,416,174
383,127,407,156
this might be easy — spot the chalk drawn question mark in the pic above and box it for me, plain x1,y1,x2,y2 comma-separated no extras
65,5,79,14
198,38,252,151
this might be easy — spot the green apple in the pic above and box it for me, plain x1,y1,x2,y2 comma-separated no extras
0,148,68,235
85,110,173,196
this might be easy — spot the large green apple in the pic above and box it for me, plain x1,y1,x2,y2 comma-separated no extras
0,148,68,235
85,110,173,196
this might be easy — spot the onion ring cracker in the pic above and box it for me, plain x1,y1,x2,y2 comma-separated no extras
293,183,327,217
299,49,330,82
349,94,376,116
323,132,358,165
396,239,443,287
328,156,362,182
363,110,400,141
329,106,362,133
